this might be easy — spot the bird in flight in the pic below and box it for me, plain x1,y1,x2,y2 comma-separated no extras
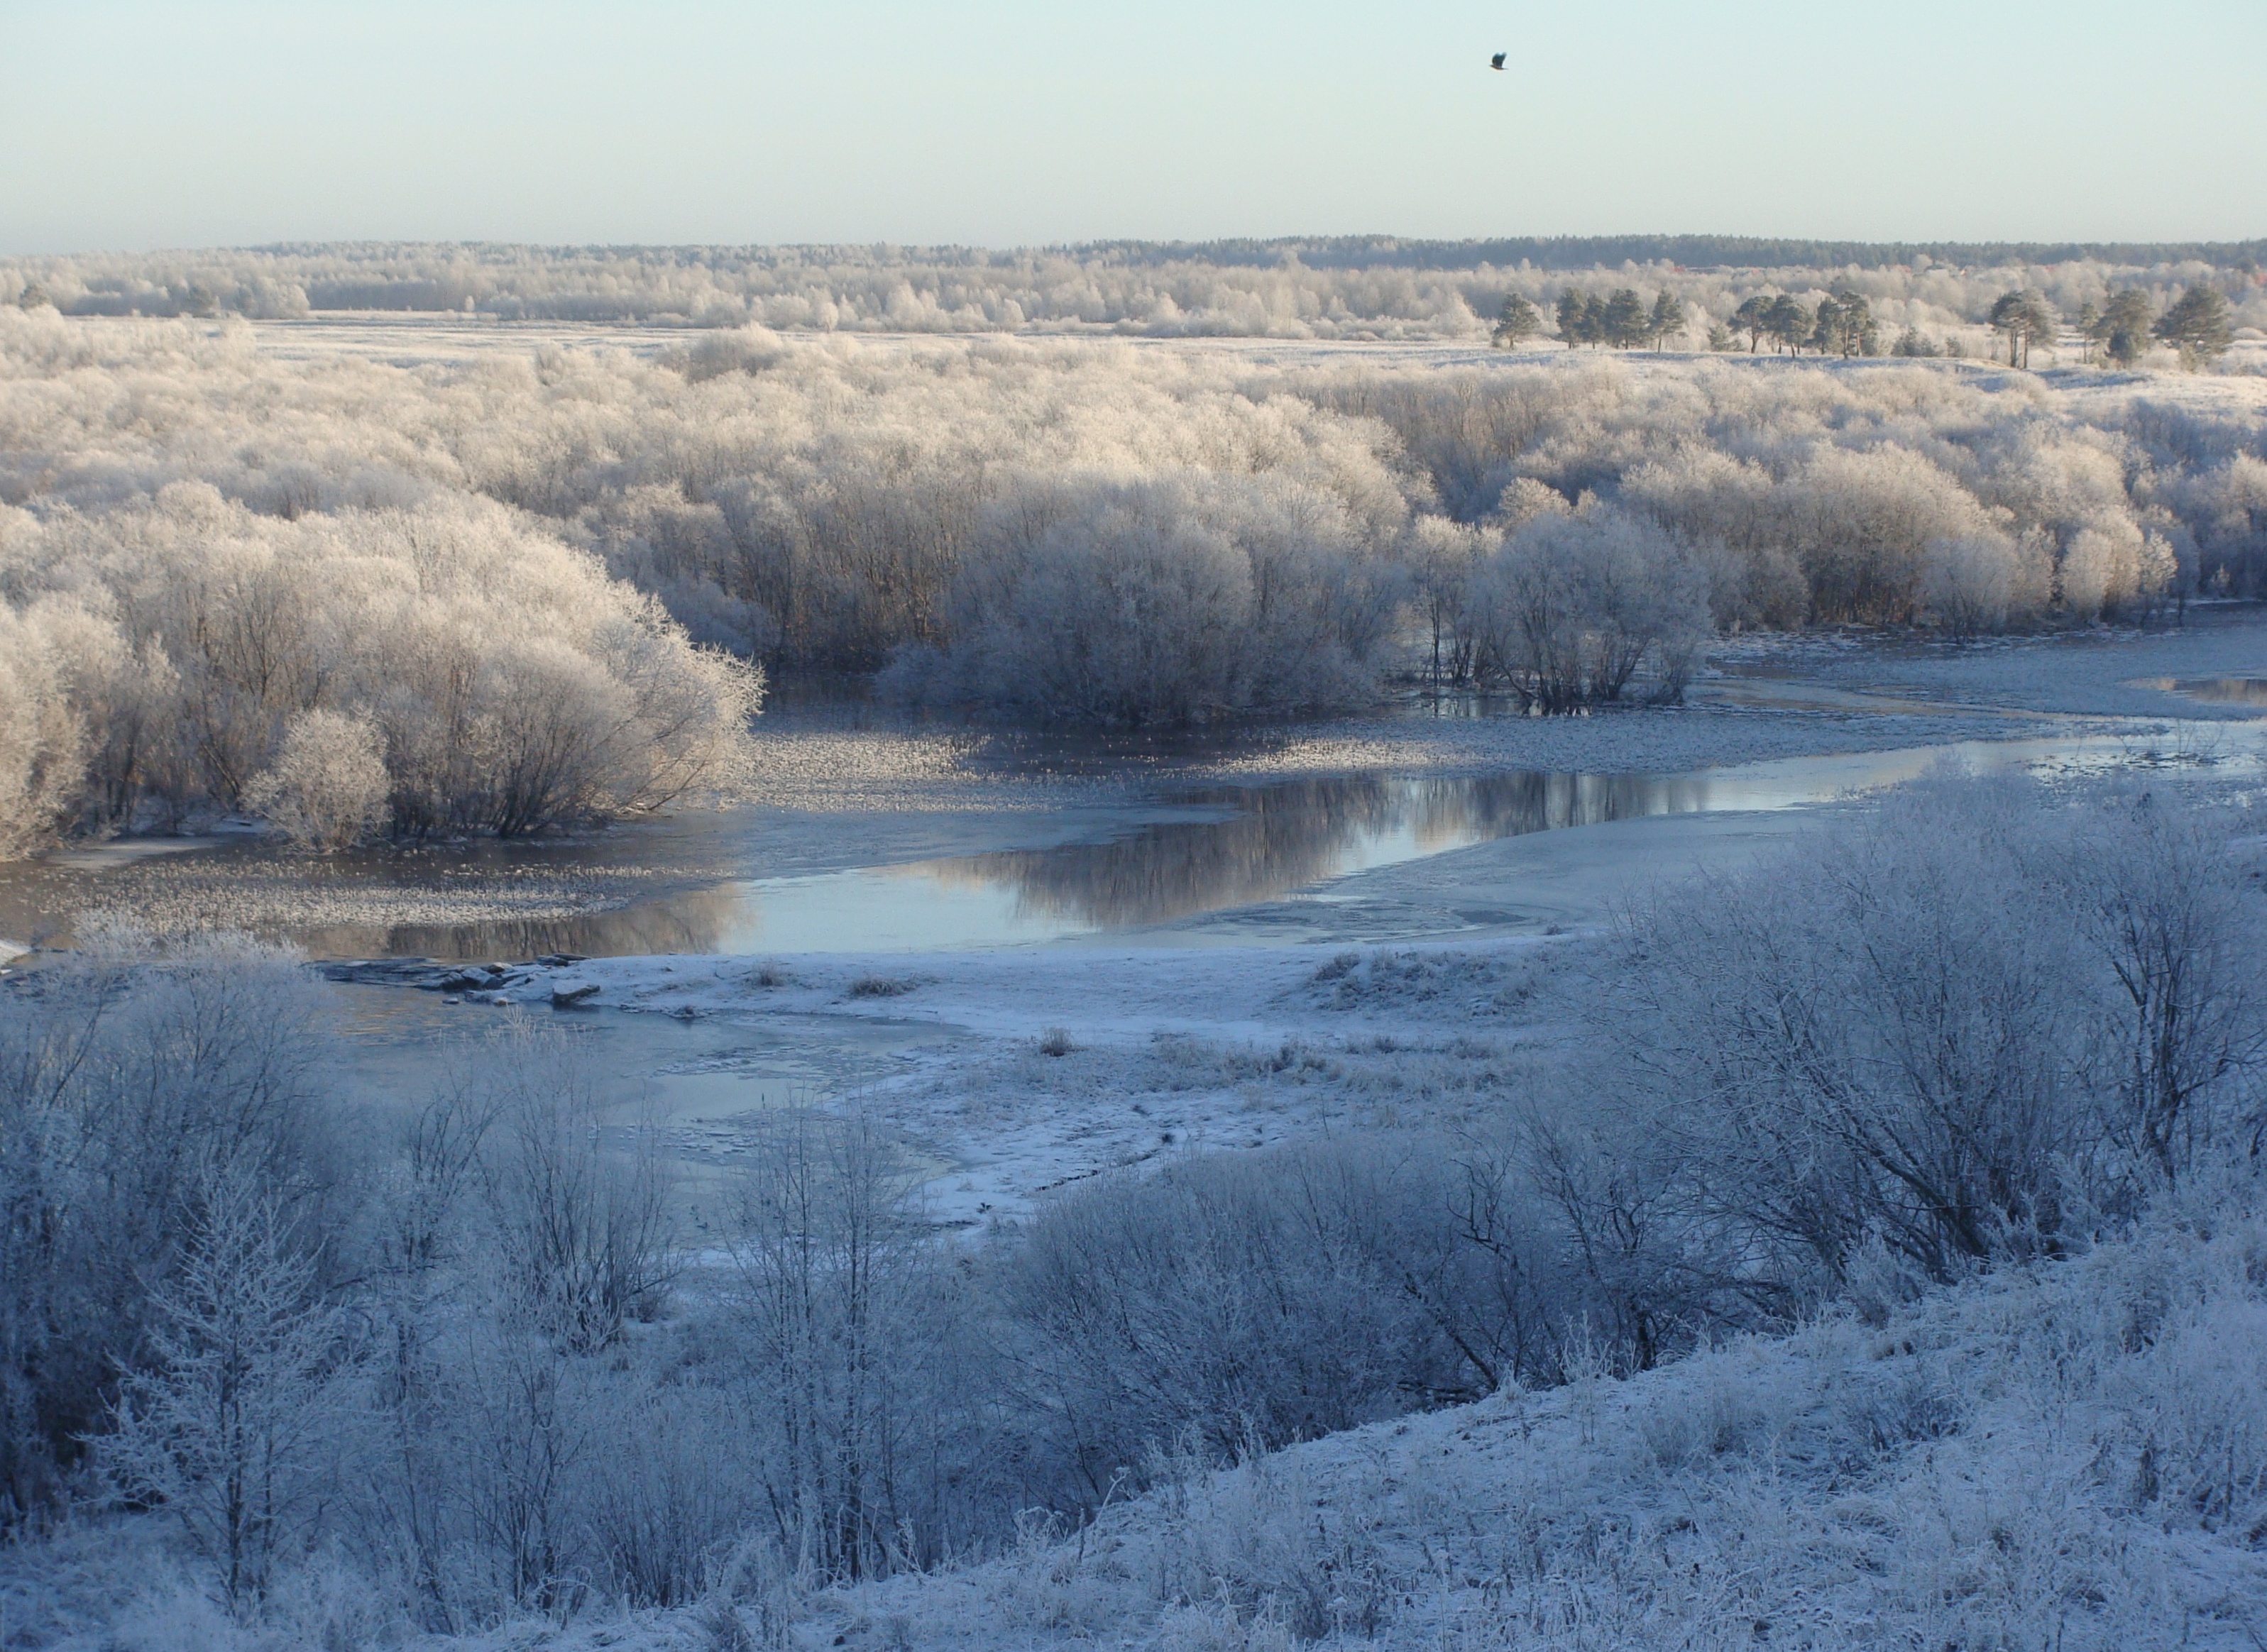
1490,52,1506,70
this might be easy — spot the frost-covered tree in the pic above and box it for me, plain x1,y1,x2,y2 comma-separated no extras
1989,288,2057,366
1469,505,1712,711
101,1168,356,1609
0,603,84,855
1920,532,2024,637
1490,291,1541,348
2153,283,2233,368
1,938,332,1529
473,1026,675,1355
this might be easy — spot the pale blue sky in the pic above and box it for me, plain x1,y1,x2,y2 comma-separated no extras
4,1,2261,254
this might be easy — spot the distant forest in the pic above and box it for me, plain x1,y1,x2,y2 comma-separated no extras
6,238,2265,338
1080,235,2267,272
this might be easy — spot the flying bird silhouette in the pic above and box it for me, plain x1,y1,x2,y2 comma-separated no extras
1490,52,1506,70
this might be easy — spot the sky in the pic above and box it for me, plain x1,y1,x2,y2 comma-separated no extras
4,0,2263,255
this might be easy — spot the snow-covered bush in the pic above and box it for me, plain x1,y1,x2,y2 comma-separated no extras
1467,505,1712,710
0,488,763,848
1593,775,2267,1309
241,709,387,851
0,600,85,854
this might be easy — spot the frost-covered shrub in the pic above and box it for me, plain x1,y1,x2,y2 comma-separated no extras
1597,775,2267,1298
1,303,2251,771
0,601,84,854
1918,529,2041,637
0,491,762,847
900,479,1394,723
242,709,387,851
0,939,334,1526
1467,504,1712,710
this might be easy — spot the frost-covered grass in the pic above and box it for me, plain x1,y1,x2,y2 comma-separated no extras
816,1180,2267,1651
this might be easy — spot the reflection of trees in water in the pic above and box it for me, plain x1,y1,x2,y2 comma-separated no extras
1405,771,1709,852
937,771,1709,930
298,884,748,962
2177,678,2267,707
35,771,1725,960
933,778,1405,928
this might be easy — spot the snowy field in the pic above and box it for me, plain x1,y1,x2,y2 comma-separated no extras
237,309,2267,385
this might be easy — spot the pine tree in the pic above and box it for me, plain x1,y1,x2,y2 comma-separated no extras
1732,294,1772,353
1988,289,2056,368
1812,290,1877,358
2095,290,2154,368
1601,288,1648,349
2153,285,2233,368
1492,292,1542,349
1557,288,1593,349
1648,291,1686,351
1764,295,1812,356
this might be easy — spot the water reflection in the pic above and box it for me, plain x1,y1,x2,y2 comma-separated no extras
306,769,1736,957
2176,678,2267,707
938,772,1713,931
20,724,2257,962
290,886,754,964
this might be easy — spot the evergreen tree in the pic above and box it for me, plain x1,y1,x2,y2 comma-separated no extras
1557,288,1594,348
1812,290,1877,358
1491,291,1542,349
1891,326,1942,358
2095,290,2154,368
1987,289,2056,368
1764,295,1812,355
1648,290,1686,351
1601,288,1649,349
2153,284,2233,368
1732,294,1772,353
1810,294,1844,356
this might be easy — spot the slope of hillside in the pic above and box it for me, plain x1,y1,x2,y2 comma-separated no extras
802,1186,2267,1650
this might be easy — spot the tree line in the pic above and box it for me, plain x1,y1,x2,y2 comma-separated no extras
1489,280,2238,368
6,308,2266,861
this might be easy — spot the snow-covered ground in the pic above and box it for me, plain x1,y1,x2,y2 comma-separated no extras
808,1188,2267,1651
